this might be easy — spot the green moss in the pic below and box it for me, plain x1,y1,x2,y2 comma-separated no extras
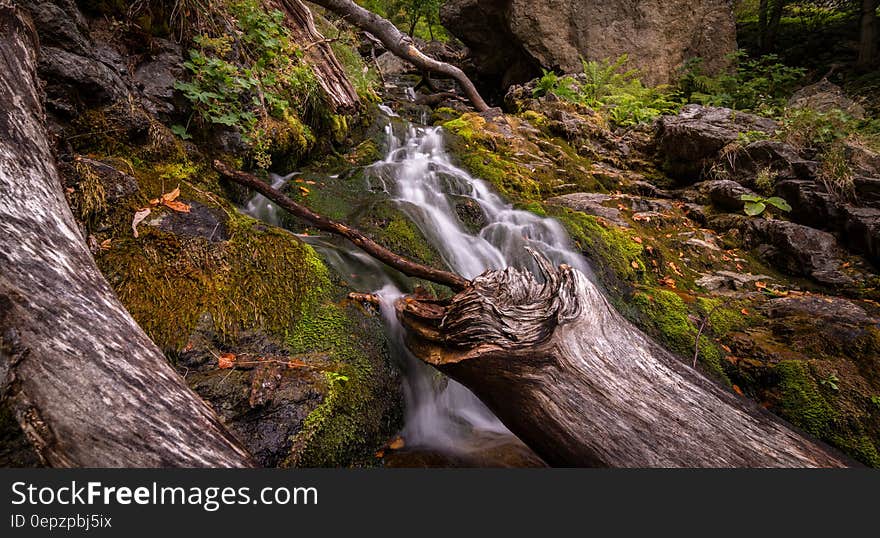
382,216,438,265
631,290,730,382
98,216,327,351
695,297,748,336
284,300,402,467
442,114,488,143
775,360,835,438
551,208,645,291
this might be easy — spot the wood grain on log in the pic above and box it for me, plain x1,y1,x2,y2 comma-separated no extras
214,161,470,291
271,0,361,113
397,249,854,467
0,3,253,467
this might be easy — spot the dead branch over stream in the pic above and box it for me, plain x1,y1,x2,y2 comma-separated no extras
213,161,470,291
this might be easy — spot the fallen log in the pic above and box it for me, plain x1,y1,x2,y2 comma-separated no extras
306,0,490,112
397,250,854,467
0,2,253,467
213,161,470,291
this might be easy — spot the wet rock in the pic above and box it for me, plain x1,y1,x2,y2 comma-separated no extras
134,39,184,120
376,51,414,76
39,46,129,114
657,105,778,182
453,196,488,233
698,179,756,211
854,176,880,208
149,201,230,242
629,197,673,213
788,80,866,120
841,206,880,267
774,179,842,230
178,322,325,467
19,0,90,55
847,141,880,177
761,295,880,363
696,270,771,291
546,193,628,227
741,218,853,287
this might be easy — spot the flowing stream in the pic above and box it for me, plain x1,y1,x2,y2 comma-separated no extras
247,108,592,464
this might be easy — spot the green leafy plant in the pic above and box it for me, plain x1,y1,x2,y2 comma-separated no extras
871,395,880,409
170,124,192,140
173,0,325,168
532,69,578,101
679,51,806,113
820,373,840,392
740,193,792,216
532,56,680,127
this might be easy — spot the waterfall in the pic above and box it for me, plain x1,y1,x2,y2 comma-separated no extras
245,109,592,462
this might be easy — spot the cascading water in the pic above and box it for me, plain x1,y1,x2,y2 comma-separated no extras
244,171,294,225
245,107,592,463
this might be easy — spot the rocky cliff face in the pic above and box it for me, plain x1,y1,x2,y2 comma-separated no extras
441,0,736,89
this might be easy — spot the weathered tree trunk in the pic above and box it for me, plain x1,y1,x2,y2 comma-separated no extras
306,0,490,111
0,3,253,468
213,161,469,291
270,0,360,112
857,0,878,69
397,251,854,467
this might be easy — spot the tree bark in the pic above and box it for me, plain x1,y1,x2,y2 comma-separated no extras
763,0,786,53
857,0,879,69
0,2,253,468
306,0,490,111
269,0,360,112
213,161,470,291
397,250,854,467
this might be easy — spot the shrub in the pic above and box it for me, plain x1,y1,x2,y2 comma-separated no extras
679,51,806,113
173,0,326,168
532,56,680,127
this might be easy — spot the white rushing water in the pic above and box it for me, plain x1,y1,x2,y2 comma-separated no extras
246,110,591,459
244,171,295,226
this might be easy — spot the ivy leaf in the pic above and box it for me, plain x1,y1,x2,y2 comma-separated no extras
744,201,766,216
171,124,192,140
211,113,240,126
765,197,792,212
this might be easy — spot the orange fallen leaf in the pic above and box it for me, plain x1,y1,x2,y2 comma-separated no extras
374,450,385,459
163,199,191,213
388,437,405,450
287,358,307,369
720,344,732,353
631,261,640,270
100,238,112,250
633,236,643,244
218,352,236,369
732,385,744,396
298,186,310,196
755,281,767,289
740,308,749,315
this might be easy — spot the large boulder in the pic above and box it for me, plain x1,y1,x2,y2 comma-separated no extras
441,0,736,89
